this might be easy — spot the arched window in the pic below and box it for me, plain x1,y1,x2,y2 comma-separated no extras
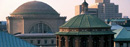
29,23,52,33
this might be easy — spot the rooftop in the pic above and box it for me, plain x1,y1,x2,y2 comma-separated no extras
15,33,56,37
60,14,110,28
0,31,36,47
113,27,130,41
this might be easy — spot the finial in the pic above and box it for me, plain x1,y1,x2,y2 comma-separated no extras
84,0,86,2
81,0,88,14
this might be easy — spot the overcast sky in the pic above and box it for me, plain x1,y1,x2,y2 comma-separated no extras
0,0,130,21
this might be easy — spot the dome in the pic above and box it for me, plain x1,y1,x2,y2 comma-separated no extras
60,14,110,28
11,1,59,15
56,14,114,35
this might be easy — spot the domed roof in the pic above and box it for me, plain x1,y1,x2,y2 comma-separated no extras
60,14,110,28
11,1,59,15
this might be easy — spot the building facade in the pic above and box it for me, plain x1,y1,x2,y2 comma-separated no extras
6,1,66,47
75,0,122,21
123,16,129,18
56,1,115,47
105,18,130,26
75,5,98,17
15,33,56,47
0,21,6,31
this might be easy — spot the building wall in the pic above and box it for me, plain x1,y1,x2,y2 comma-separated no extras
0,21,7,31
98,3,122,21
6,17,24,34
24,18,64,33
75,5,98,16
18,37,56,47
95,0,110,3
7,15,66,34
88,8,98,17
95,0,103,3
75,5,82,16
105,18,130,26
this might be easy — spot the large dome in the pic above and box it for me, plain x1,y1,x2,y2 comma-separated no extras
11,1,59,15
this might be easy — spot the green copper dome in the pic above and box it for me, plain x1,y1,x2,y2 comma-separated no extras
60,14,110,28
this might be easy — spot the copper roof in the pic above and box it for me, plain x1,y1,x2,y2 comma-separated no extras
0,31,36,47
60,14,110,28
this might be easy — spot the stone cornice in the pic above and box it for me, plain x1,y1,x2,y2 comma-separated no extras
6,16,66,20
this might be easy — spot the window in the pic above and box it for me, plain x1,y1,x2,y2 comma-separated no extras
38,40,40,44
44,40,47,44
51,40,54,44
29,23,52,33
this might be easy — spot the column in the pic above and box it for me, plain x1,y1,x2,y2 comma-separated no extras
65,36,69,47
59,36,62,47
56,35,59,47
99,36,104,47
56,36,58,47
88,36,93,47
123,43,127,47
75,37,80,47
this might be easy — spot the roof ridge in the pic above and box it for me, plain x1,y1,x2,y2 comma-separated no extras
115,27,124,38
61,16,77,27
86,15,91,27
69,16,79,27
79,15,84,28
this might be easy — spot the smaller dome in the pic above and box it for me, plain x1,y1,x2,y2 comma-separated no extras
11,1,59,15
60,14,110,28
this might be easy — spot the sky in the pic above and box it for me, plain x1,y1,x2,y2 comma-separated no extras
0,0,130,21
